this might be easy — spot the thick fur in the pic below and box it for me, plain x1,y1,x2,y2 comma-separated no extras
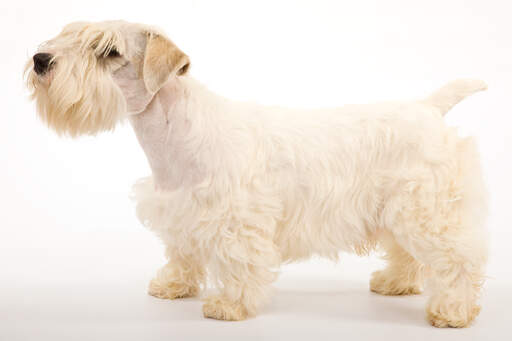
25,20,489,327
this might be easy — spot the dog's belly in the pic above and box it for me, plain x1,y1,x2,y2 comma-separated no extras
275,223,379,262
273,186,382,262
264,134,390,262
266,138,387,262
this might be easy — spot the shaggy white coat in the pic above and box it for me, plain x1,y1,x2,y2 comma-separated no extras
25,20,488,327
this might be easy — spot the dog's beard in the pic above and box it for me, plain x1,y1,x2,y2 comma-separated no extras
25,57,127,137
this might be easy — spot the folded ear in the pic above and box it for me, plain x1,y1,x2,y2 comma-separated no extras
143,33,190,93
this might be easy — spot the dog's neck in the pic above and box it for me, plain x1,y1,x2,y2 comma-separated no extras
129,77,225,191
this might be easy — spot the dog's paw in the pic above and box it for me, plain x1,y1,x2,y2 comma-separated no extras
370,270,422,296
427,296,480,328
202,295,248,321
148,278,198,299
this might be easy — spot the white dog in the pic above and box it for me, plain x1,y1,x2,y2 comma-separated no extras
25,20,488,327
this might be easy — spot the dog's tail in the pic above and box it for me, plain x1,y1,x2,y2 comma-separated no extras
422,79,487,116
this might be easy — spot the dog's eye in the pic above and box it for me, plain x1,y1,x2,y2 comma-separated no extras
106,48,120,58
100,47,121,58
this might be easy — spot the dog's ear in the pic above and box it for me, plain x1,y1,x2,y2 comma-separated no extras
142,33,190,93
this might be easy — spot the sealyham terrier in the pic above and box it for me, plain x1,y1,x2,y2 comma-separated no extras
25,20,488,327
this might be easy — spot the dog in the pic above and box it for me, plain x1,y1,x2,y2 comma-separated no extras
25,20,488,327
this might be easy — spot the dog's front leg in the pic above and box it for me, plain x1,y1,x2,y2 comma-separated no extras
202,225,280,321
148,247,205,300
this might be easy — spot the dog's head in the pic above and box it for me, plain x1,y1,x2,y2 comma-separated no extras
25,20,190,137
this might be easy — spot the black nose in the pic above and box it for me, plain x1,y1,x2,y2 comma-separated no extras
33,53,53,75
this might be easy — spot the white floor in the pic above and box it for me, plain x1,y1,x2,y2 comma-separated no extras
1,227,509,341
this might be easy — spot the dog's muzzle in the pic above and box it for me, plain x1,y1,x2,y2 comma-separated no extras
33,53,53,75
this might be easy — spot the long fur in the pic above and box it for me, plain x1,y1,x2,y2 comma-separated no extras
25,20,489,327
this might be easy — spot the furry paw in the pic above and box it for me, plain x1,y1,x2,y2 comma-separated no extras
202,296,248,321
427,296,480,328
370,270,422,296
148,278,198,299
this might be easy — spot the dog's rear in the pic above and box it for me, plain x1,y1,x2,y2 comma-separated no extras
372,81,488,327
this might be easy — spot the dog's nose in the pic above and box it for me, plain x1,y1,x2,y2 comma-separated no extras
33,53,53,75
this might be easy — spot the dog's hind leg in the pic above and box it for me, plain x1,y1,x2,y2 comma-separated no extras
387,139,488,327
392,220,487,328
370,231,424,295
148,247,205,300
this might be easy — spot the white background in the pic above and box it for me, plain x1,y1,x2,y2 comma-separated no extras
1,0,511,340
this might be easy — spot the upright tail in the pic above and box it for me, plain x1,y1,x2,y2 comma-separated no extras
422,79,487,116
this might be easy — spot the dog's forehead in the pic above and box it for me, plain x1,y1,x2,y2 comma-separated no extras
43,20,151,56
59,20,143,37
